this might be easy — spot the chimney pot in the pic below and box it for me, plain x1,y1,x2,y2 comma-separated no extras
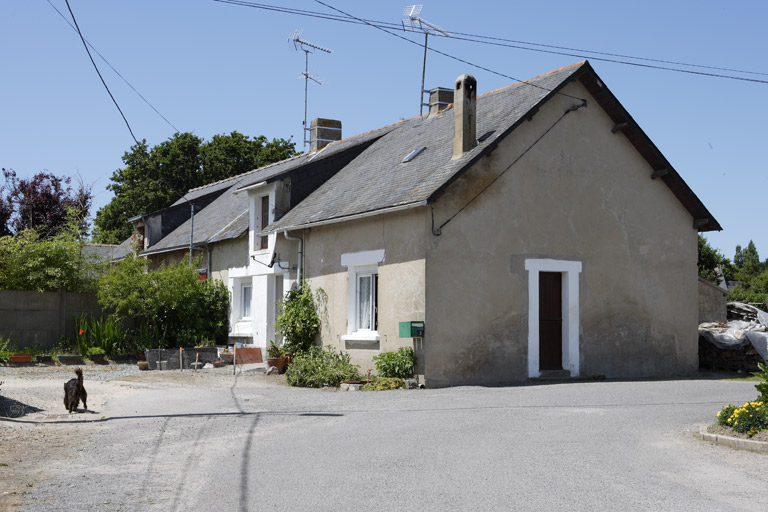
452,74,477,159
310,118,342,152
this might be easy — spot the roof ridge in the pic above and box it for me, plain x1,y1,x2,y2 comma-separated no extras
477,60,587,100
185,153,307,194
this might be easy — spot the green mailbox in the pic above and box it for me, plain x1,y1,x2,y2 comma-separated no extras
399,321,425,338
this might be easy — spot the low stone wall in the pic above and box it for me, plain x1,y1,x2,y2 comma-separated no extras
699,277,727,324
0,290,101,350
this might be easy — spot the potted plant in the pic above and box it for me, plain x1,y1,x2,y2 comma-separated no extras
219,347,234,365
58,354,84,365
266,341,287,373
10,352,32,364
88,347,107,364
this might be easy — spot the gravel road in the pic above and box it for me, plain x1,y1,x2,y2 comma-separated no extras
1,365,766,511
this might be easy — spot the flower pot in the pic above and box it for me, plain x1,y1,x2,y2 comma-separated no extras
10,353,32,364
58,354,84,365
36,355,53,363
90,354,106,364
267,356,286,374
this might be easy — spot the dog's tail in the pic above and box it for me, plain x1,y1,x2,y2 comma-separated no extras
75,368,83,385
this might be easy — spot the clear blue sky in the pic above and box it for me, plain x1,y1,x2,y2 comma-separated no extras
2,0,766,260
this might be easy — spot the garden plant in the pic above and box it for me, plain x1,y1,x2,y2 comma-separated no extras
716,362,768,438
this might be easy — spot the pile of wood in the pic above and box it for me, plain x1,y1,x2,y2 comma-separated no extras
698,335,763,373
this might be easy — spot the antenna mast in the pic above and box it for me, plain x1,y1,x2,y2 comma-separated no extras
401,5,450,115
291,30,333,150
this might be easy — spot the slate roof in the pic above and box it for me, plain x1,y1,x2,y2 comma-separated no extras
142,121,397,256
265,61,721,233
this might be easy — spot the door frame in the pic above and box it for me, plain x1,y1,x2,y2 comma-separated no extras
525,259,582,378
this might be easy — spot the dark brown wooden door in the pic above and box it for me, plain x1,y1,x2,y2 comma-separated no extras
539,272,563,370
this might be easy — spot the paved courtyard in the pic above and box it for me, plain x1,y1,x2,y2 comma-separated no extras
1,368,766,511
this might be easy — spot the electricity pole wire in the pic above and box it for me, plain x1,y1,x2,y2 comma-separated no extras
46,0,179,133
212,0,768,84
64,0,139,144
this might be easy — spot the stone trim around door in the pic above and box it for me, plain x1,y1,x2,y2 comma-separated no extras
524,259,582,378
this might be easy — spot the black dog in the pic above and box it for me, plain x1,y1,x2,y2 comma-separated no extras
63,368,87,413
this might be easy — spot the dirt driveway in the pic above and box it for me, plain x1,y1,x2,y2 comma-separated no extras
2,365,767,511
0,364,283,511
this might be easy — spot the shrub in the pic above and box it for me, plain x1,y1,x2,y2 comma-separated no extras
719,401,767,437
754,362,768,402
275,283,323,354
86,346,105,357
285,346,361,388
362,377,404,391
716,404,736,427
0,334,14,363
372,346,416,379
97,256,229,349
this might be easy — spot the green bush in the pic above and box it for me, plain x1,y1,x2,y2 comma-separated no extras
362,377,404,391
275,283,323,354
716,404,736,427
0,212,102,293
285,346,361,388
754,362,768,402
0,334,15,363
719,400,767,437
86,346,105,357
97,256,229,349
372,346,416,379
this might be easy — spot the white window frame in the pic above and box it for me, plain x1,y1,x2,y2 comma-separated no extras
355,271,378,332
341,250,385,342
241,283,253,319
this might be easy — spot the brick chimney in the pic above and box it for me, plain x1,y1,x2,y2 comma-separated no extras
428,87,453,115
452,74,477,159
310,118,342,152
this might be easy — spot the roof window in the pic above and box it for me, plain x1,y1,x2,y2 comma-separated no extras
402,147,426,163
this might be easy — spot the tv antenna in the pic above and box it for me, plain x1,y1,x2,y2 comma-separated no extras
401,5,450,115
291,30,333,149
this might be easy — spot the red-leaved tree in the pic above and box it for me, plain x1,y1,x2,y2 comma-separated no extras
1,168,92,238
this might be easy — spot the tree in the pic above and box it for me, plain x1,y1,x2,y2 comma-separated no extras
92,132,297,244
0,211,100,293
1,168,92,238
742,240,762,275
698,235,727,284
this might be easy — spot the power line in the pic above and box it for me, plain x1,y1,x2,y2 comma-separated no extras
307,0,586,102
46,0,179,133
64,0,139,144
212,0,768,85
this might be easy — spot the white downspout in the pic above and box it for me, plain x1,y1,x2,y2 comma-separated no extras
283,231,303,283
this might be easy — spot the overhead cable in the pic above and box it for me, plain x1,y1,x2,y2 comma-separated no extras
64,0,139,143
48,0,179,133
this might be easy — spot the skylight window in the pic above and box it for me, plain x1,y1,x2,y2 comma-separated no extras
402,147,426,163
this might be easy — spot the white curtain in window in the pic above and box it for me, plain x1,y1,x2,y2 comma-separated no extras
358,275,371,330
242,285,252,318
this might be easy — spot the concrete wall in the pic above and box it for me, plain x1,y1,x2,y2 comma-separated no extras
210,235,247,284
698,276,727,324
302,208,426,372
425,80,699,386
0,290,101,350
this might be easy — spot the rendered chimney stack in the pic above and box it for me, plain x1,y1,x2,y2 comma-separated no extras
452,74,477,159
428,87,453,115
310,118,342,152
